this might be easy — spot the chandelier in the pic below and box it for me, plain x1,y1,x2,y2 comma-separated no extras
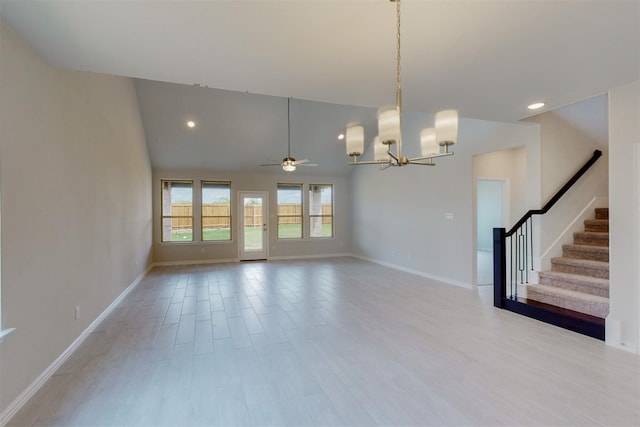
346,0,458,168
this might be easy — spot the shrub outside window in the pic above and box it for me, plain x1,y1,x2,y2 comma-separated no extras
202,181,231,241
277,183,303,239
309,184,333,238
161,180,193,242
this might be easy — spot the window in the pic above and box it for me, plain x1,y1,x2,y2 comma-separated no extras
161,180,193,242
202,181,231,241
309,184,333,238
277,183,303,239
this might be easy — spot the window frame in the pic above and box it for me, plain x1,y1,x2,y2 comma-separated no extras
160,179,194,243
276,183,304,240
201,180,232,242
309,183,334,238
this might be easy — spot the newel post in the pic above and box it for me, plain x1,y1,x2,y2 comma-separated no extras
493,227,506,308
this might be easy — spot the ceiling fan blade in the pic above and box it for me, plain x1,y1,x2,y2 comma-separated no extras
298,163,318,167
260,163,282,166
292,159,310,165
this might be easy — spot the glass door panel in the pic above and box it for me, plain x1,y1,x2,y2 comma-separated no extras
239,192,268,260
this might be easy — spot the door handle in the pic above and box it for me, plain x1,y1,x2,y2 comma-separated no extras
263,224,267,231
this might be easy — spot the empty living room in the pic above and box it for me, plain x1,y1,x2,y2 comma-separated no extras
1,1,639,426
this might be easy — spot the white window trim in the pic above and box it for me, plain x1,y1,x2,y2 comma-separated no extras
309,183,334,238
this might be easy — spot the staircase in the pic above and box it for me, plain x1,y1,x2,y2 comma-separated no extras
526,208,609,318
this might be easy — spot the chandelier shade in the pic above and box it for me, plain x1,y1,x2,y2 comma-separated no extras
420,128,438,157
435,109,458,146
378,107,401,145
374,137,391,161
346,125,365,156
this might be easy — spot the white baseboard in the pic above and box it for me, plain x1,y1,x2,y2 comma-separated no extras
268,253,352,261
153,258,239,267
605,317,639,354
352,254,472,290
153,253,353,266
0,265,153,427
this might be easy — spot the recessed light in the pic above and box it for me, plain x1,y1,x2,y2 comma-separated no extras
527,102,545,110
337,133,345,140
187,120,196,128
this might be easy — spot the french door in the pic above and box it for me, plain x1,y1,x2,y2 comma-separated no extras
238,191,268,261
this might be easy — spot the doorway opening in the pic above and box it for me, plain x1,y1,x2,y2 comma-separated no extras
476,179,508,285
238,191,268,261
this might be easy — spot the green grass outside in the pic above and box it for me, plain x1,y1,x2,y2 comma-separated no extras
170,223,332,242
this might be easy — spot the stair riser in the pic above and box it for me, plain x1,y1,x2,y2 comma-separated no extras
551,263,609,279
584,224,609,232
527,289,609,318
595,208,609,220
574,234,609,247
562,247,609,262
539,276,609,297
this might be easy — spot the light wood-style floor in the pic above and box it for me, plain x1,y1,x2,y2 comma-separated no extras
7,257,640,426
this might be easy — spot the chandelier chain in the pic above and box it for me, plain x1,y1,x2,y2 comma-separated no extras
396,0,401,91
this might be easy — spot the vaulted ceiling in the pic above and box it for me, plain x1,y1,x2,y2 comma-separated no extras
2,0,638,175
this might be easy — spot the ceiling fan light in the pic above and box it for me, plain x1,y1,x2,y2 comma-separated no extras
346,125,364,156
283,163,296,172
378,107,400,145
435,110,458,146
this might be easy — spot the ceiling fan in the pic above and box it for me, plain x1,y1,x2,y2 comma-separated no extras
261,98,318,172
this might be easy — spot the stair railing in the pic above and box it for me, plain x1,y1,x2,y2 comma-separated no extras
493,149,603,308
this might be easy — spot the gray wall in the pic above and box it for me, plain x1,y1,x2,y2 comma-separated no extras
0,24,152,413
152,169,350,264
350,113,541,288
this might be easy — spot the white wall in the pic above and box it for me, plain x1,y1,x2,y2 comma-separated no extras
350,113,540,288
0,23,152,414
152,169,350,264
524,96,609,258
607,80,639,353
474,146,528,227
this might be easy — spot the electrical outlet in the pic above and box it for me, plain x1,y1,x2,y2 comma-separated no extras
75,305,80,320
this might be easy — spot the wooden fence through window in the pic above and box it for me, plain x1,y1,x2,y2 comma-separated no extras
167,203,331,230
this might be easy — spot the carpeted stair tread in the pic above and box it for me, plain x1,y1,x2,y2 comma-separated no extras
525,284,609,318
551,257,609,279
583,219,609,232
573,231,609,247
562,244,609,262
539,271,609,297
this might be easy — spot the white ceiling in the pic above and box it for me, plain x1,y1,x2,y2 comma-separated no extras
2,0,638,175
